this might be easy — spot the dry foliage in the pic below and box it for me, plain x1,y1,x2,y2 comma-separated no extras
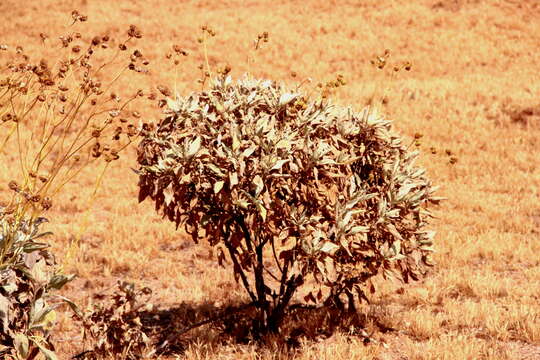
76,282,154,360
137,75,439,334
0,213,76,359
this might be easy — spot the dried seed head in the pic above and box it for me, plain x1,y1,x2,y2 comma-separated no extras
404,61,412,71
41,197,52,210
91,36,101,46
8,181,19,192
172,45,188,56
127,25,142,39
119,43,127,51
2,113,13,122
91,142,101,158
157,85,172,97
126,124,138,136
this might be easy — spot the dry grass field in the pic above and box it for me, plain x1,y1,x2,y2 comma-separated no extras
1,0,540,359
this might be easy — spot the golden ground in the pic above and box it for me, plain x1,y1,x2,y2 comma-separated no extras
1,0,540,359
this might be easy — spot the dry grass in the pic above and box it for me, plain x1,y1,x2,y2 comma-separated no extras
1,0,539,358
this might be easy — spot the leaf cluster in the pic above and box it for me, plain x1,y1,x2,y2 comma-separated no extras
0,213,75,360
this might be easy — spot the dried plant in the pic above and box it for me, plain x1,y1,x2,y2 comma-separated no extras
76,282,155,360
136,75,441,334
0,213,77,360
0,11,150,359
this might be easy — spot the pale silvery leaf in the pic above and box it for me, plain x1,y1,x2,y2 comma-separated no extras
348,225,369,235
397,183,416,201
252,175,264,196
14,334,29,359
320,242,339,255
386,223,403,241
260,79,273,88
214,181,225,194
229,172,239,188
275,139,290,149
278,93,298,106
241,146,257,158
186,137,202,158
166,97,181,112
163,183,174,206
0,293,9,334
270,159,288,171
206,163,225,178
256,202,267,221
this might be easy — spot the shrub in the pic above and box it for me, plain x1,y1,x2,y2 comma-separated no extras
136,75,439,334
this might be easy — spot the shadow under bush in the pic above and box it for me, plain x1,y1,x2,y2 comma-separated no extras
75,282,398,358
146,301,398,356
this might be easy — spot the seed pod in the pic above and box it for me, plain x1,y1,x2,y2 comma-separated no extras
8,181,19,192
41,197,52,210
157,85,171,97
